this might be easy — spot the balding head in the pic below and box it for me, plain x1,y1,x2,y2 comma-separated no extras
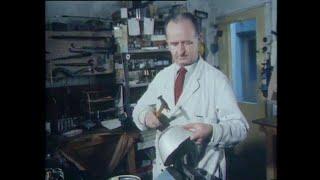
164,12,200,38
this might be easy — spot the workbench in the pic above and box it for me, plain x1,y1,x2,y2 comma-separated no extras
252,117,277,180
47,126,140,179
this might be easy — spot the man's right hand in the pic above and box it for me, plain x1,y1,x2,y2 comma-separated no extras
145,111,162,129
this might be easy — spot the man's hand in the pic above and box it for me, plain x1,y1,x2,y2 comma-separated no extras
183,123,213,144
145,111,162,129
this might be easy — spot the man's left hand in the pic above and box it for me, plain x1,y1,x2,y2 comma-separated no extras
183,123,213,144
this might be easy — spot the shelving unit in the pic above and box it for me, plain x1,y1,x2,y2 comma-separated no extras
118,50,172,117
110,8,173,175
85,90,116,118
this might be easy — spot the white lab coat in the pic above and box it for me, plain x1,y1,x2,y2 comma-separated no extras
132,57,249,180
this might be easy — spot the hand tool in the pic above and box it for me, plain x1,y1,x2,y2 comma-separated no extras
155,95,170,118
94,66,106,72
54,58,97,67
154,95,172,131
71,43,107,50
73,68,91,75
194,10,208,57
52,67,75,77
194,10,208,27
47,52,92,62
54,62,91,67
69,43,113,54
61,15,111,21
50,35,107,41
69,47,108,54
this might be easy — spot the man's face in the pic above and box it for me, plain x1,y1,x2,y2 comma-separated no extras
166,19,199,66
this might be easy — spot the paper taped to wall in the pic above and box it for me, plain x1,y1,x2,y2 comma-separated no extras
121,8,128,18
143,17,154,35
128,18,140,36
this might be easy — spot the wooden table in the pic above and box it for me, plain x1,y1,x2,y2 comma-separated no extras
52,127,140,178
252,118,277,180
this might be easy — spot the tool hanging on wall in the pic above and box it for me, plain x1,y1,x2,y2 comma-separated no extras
50,35,108,41
210,25,223,54
55,58,96,71
47,52,92,62
57,58,95,66
69,46,108,54
71,43,107,51
54,63,92,67
194,10,208,58
61,15,111,21
52,67,75,78
260,36,273,98
51,67,92,81
194,10,208,27
94,66,106,72
52,58,106,79
73,67,91,75
69,42,116,56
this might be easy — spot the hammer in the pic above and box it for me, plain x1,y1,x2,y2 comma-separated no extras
155,95,170,118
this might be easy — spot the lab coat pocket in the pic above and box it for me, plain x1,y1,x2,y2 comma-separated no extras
193,114,218,124
193,114,205,123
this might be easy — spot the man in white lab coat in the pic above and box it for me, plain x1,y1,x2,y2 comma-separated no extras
132,12,249,180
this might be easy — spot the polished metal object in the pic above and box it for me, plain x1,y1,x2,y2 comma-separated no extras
107,175,141,180
157,125,193,166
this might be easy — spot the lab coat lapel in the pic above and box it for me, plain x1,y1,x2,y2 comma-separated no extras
162,65,176,112
171,58,203,115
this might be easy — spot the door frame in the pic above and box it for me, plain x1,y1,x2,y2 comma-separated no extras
216,6,267,121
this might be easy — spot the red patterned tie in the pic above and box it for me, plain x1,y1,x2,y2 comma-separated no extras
174,67,187,104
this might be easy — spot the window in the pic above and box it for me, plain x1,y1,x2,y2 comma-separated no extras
230,19,257,103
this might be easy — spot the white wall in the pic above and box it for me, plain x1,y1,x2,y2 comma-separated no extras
45,1,122,19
